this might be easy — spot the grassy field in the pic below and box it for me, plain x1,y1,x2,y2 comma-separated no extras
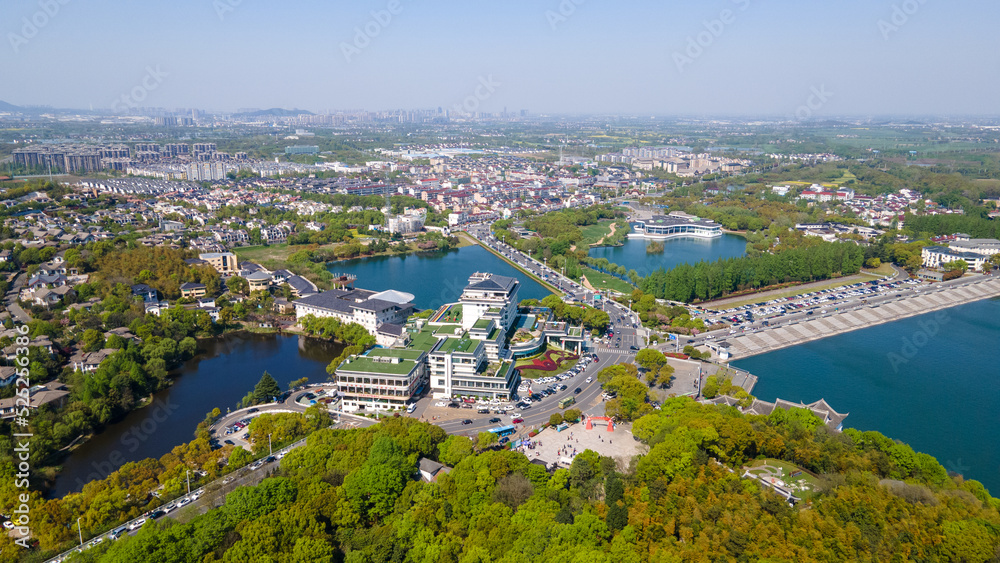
579,221,614,246
235,244,307,268
473,239,561,295
581,267,635,294
703,274,880,310
862,262,896,277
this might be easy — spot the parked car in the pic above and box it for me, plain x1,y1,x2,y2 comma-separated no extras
489,417,501,423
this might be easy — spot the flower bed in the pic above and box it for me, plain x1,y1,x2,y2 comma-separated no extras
516,349,579,373
664,353,690,360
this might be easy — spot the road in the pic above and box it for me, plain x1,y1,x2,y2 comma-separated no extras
45,415,377,562
426,351,629,439
4,272,30,323
465,223,644,353
209,384,341,447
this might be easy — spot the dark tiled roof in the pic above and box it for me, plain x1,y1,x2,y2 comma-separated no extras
352,299,399,313
286,275,316,295
467,274,518,292
377,323,404,337
294,291,356,314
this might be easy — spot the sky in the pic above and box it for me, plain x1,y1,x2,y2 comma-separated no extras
2,0,998,117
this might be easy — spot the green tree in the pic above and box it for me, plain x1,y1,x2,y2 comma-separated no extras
252,371,282,404
549,413,564,426
80,328,105,352
438,435,474,467
475,431,499,451
343,436,413,521
227,276,250,295
635,348,667,371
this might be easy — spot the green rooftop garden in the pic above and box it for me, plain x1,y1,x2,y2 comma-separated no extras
433,325,465,336
338,357,417,375
408,329,440,352
472,318,493,330
437,337,479,354
366,348,426,361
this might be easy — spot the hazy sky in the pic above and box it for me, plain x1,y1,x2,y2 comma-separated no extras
2,0,998,116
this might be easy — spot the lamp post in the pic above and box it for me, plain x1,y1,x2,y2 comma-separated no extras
186,470,191,495
77,517,83,547
268,433,272,456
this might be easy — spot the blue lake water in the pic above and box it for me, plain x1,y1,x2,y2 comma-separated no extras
733,298,1000,494
327,245,553,309
53,334,343,497
588,234,748,276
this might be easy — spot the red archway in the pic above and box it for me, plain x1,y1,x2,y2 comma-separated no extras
585,415,615,432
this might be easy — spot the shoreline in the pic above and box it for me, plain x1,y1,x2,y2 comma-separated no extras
465,232,564,295
725,277,1000,359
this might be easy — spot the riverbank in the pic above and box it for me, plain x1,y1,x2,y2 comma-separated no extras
734,297,1000,494
50,333,345,497
725,276,1000,359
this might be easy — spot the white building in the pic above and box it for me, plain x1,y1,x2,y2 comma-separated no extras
294,288,415,335
459,273,520,332
921,246,989,272
386,208,426,234
335,348,428,412
948,238,1000,257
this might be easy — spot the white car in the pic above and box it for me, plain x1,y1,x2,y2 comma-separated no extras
128,518,147,531
510,412,522,418
585,377,592,383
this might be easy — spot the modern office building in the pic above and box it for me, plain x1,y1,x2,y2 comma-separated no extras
458,272,520,332
335,348,428,412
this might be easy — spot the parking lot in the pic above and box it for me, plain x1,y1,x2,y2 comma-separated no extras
423,354,599,425
706,278,923,330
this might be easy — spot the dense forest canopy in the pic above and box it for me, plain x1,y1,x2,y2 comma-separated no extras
18,400,998,563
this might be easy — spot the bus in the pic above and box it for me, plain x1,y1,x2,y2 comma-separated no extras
488,425,516,437
559,397,575,409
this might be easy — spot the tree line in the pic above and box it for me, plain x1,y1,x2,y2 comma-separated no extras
639,241,865,303
15,399,999,562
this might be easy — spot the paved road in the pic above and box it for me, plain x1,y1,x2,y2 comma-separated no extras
4,272,30,323
427,351,629,439
466,224,645,351
46,414,377,562
209,384,341,447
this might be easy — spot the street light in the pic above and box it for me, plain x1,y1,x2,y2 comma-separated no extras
186,470,191,495
77,517,83,547
268,433,273,456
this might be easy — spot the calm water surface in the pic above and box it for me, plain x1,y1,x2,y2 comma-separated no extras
53,334,343,497
733,298,1000,494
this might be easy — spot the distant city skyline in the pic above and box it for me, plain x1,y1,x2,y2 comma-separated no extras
2,0,999,117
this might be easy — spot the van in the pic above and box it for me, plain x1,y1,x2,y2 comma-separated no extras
406,403,417,414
